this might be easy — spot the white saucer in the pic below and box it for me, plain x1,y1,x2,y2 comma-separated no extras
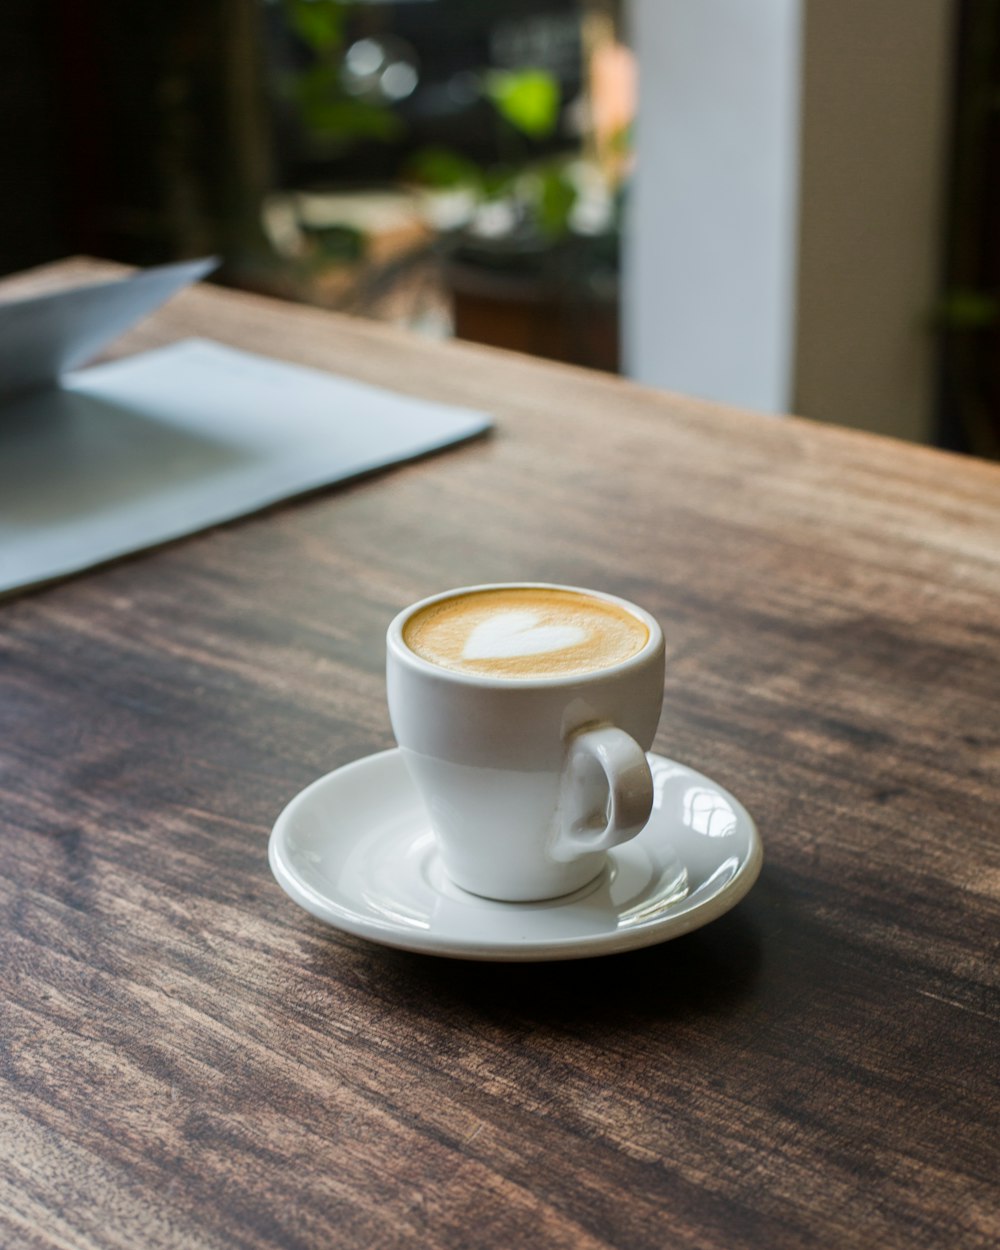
268,749,762,961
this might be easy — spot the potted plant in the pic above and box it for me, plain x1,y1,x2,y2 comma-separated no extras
407,61,630,371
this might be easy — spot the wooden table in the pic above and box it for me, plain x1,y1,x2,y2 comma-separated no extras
2,260,998,1250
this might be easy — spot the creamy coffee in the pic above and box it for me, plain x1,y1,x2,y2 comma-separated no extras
402,587,649,678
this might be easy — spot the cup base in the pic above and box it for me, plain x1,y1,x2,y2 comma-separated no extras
442,860,610,905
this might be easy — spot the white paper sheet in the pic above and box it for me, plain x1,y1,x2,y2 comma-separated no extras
0,338,491,595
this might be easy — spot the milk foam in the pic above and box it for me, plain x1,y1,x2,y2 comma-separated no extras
403,588,649,678
462,611,587,661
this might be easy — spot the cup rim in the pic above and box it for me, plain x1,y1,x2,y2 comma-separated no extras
387,582,664,689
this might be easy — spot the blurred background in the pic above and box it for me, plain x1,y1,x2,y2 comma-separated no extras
1,0,996,457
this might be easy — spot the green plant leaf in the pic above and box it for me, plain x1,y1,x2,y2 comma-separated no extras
285,0,350,54
301,223,367,263
535,166,577,239
480,164,517,199
299,93,403,144
485,69,561,139
405,146,484,191
935,289,999,330
293,62,342,106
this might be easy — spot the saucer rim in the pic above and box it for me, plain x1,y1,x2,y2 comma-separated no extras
268,748,763,962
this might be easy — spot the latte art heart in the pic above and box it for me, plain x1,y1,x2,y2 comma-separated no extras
462,611,587,661
402,586,650,678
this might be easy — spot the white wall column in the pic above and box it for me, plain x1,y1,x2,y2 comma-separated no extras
625,0,955,442
624,0,803,415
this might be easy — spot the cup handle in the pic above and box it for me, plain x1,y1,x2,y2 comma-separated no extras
551,725,654,862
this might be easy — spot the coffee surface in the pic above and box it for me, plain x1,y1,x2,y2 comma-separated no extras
402,587,649,678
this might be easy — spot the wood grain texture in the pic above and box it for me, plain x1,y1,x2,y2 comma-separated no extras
1,258,998,1250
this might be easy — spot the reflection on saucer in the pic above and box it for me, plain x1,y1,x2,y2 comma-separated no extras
682,786,738,838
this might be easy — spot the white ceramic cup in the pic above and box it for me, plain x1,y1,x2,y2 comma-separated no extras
386,583,665,902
